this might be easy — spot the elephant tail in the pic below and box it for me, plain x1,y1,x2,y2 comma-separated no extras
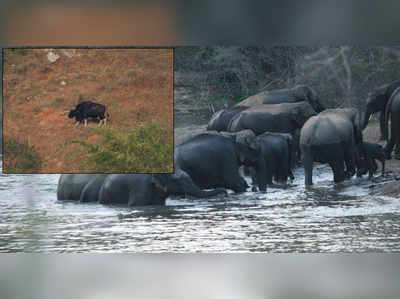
384,87,400,142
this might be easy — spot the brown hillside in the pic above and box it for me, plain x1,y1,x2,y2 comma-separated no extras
3,48,173,173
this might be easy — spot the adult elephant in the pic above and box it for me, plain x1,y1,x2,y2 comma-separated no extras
174,133,267,192
300,108,363,186
236,85,325,113
228,102,317,136
98,174,168,206
249,132,295,187
57,174,109,202
383,87,400,160
362,80,400,140
207,105,249,132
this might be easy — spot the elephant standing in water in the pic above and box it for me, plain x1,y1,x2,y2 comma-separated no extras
228,102,317,136
57,174,108,202
362,80,400,140
384,87,400,160
236,85,325,113
300,108,363,186
175,133,267,192
57,173,227,207
249,132,295,187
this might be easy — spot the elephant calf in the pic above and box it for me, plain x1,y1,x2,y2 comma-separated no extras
357,142,385,178
249,132,294,187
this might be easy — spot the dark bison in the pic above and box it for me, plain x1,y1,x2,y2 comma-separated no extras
68,101,110,127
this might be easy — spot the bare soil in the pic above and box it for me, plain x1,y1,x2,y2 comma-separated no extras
3,48,173,173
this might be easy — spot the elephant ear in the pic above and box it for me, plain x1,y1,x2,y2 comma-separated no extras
234,130,259,151
367,85,387,104
291,102,316,127
293,85,309,100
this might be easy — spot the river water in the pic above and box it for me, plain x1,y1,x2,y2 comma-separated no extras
0,159,400,252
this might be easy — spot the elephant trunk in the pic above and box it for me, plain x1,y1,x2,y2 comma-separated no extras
181,177,227,198
361,110,371,130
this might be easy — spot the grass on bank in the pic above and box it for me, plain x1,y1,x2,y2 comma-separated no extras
3,138,43,173
71,122,173,173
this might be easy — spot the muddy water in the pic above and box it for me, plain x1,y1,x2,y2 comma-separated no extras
0,159,400,252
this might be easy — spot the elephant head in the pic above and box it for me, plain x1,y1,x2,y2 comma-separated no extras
362,88,387,130
152,171,227,198
293,85,325,113
290,101,318,129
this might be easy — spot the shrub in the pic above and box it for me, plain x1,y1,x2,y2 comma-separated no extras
72,122,173,173
3,138,42,173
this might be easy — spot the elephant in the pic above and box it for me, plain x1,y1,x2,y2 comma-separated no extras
357,142,385,178
249,132,295,187
207,105,249,132
57,173,227,207
174,133,267,192
383,86,400,160
300,108,363,186
236,85,325,113
228,102,317,136
362,80,400,140
57,174,109,202
98,174,168,206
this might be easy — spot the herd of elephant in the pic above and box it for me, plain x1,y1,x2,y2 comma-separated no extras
57,81,400,206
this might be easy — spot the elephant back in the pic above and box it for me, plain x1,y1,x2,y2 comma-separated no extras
300,112,354,146
57,174,104,201
207,106,249,132
236,88,297,107
228,102,316,135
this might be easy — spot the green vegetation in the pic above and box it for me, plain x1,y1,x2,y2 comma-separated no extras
3,138,42,173
72,122,173,173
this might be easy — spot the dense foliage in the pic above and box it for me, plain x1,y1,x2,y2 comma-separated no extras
72,122,173,173
175,46,400,111
3,139,42,173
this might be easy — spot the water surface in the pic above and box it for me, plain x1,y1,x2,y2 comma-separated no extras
0,161,399,252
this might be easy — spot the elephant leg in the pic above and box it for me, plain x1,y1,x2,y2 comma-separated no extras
330,160,345,183
243,166,251,177
380,159,385,176
265,168,273,185
227,172,248,193
289,169,295,181
379,112,387,140
372,160,378,174
384,134,395,160
249,167,258,187
344,148,356,179
395,144,400,160
394,134,400,160
302,149,314,186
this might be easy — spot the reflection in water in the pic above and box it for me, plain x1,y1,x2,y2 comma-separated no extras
0,160,399,252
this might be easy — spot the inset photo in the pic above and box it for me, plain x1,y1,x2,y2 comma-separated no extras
3,48,173,174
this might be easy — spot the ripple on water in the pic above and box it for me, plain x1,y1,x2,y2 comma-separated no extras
0,164,399,252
